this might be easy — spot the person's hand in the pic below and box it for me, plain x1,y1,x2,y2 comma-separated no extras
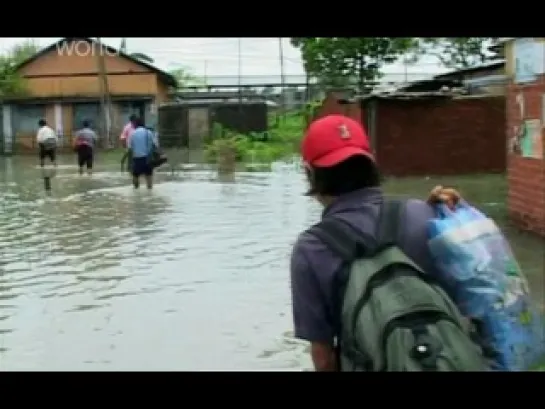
427,185,461,210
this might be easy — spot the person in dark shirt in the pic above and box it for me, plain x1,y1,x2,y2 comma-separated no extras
74,120,98,175
290,114,439,371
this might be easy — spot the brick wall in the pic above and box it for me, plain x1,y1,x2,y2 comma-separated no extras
366,96,506,176
506,79,545,237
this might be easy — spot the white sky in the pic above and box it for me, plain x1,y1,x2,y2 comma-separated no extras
0,37,449,85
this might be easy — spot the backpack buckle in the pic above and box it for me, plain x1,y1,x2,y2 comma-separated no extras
410,333,442,370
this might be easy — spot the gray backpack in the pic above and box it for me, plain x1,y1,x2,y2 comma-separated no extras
308,199,489,371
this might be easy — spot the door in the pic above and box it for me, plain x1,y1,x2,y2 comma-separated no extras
73,103,101,131
73,103,102,146
13,104,45,150
187,107,209,157
118,101,145,125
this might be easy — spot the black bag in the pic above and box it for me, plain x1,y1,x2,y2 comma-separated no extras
146,129,167,169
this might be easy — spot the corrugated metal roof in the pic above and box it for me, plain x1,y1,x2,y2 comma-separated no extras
496,38,516,45
433,60,505,79
463,74,508,87
352,90,464,101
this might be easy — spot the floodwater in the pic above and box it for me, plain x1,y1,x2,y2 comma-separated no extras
0,155,317,371
0,157,543,371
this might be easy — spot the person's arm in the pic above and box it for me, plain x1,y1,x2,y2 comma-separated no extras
290,239,337,371
152,130,159,148
128,130,134,151
147,130,155,152
126,131,133,151
73,130,81,147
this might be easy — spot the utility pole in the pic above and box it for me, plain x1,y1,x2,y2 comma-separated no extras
403,56,409,84
237,38,242,103
96,37,113,148
278,37,286,120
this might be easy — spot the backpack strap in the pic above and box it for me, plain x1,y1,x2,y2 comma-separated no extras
376,199,406,250
307,217,375,262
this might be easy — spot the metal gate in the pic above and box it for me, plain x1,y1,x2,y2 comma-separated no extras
118,101,145,125
13,104,45,152
73,103,102,131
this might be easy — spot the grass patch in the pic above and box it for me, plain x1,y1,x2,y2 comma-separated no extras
204,111,304,165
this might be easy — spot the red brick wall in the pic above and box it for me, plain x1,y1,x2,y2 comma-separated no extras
369,96,506,176
506,79,545,236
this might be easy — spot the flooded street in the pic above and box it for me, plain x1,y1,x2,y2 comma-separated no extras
1,156,543,371
0,156,317,371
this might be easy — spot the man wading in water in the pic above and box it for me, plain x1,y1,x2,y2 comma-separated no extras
36,119,58,167
290,114,486,372
128,117,156,189
74,120,98,176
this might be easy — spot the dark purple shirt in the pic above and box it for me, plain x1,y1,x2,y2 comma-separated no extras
290,187,439,344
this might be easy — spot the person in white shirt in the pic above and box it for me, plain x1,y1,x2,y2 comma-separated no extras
36,119,58,167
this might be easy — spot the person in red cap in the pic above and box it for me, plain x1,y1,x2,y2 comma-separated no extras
290,114,444,371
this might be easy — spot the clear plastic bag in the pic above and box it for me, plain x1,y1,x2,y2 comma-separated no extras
427,201,545,370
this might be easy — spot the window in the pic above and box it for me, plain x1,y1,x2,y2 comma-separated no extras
13,104,45,134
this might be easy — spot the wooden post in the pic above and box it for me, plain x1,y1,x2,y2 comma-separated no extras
216,141,237,175
96,37,113,148
278,37,286,121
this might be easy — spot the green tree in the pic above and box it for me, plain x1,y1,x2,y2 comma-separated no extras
0,39,41,98
169,67,207,88
290,37,418,91
418,38,501,69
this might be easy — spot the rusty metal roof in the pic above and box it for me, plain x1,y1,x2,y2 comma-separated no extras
351,89,465,102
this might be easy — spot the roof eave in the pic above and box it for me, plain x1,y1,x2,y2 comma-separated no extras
15,37,177,87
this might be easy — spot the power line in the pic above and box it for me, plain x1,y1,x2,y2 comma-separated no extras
0,73,487,85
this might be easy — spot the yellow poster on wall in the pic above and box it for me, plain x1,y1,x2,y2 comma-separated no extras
520,119,543,159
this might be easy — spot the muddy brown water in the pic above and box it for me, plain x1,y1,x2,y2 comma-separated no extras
0,156,543,371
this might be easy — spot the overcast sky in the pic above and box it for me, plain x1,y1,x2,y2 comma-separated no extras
0,37,449,84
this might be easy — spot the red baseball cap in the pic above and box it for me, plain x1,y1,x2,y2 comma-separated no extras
302,114,373,167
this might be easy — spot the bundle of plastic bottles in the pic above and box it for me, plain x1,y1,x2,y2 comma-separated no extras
427,201,545,371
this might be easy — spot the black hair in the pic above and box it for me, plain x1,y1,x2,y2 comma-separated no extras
129,114,137,122
38,119,46,127
134,116,145,128
82,120,90,128
306,155,381,196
